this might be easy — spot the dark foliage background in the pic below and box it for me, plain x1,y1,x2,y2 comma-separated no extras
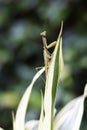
0,0,87,130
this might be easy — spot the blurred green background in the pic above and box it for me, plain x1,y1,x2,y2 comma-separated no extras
0,0,87,130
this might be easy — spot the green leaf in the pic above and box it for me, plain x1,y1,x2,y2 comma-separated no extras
42,22,64,130
54,83,87,130
13,68,45,130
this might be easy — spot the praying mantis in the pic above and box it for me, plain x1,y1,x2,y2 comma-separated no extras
40,22,63,78
40,31,56,78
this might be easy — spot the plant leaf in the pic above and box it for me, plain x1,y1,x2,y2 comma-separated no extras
25,120,38,130
13,68,45,130
0,128,4,130
25,91,44,130
42,22,64,130
38,92,44,130
54,83,87,130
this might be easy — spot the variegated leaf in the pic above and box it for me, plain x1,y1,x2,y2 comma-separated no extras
54,84,87,130
13,68,45,130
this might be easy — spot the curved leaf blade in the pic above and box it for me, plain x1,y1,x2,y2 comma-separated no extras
54,84,87,130
14,68,45,130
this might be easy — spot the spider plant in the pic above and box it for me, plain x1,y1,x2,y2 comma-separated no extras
0,23,87,130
